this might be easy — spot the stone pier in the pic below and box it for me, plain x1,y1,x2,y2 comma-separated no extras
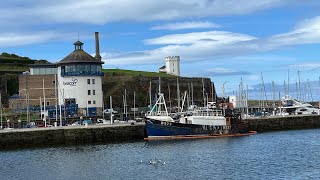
0,123,145,149
243,115,320,131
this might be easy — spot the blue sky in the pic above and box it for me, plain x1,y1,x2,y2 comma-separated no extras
2,0,320,101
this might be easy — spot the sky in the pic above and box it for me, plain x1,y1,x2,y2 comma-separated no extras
2,0,320,101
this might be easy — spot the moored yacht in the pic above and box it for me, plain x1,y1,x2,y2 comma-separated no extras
280,95,319,115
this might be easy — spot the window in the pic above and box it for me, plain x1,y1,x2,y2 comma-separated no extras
92,79,95,84
93,100,96,104
88,101,91,105
88,90,91,95
87,79,90,84
52,80,55,84
47,102,50,106
173,69,174,72
33,68,40,75
93,90,95,95
173,63,174,66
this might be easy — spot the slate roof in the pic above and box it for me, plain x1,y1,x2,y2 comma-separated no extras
58,40,104,65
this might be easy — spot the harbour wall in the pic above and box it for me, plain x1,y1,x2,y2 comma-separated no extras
0,123,145,149
243,115,320,131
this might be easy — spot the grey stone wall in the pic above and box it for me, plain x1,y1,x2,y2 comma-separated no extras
243,115,320,131
0,124,144,149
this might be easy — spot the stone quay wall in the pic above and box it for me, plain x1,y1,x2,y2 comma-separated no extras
243,115,320,132
0,123,145,149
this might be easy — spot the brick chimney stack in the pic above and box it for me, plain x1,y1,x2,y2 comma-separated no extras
94,32,102,61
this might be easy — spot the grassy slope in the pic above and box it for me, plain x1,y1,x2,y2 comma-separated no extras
102,68,176,77
0,64,28,71
0,55,32,72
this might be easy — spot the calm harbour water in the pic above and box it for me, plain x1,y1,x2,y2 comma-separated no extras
1,129,320,180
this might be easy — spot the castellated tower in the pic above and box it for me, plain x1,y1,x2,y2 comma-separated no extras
165,56,180,76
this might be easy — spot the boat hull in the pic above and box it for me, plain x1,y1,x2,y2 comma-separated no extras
145,119,230,138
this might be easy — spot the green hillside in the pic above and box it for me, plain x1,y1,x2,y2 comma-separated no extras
0,52,49,72
102,69,176,77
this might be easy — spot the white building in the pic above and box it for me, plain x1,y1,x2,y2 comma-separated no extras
159,56,180,76
229,95,247,109
57,34,104,116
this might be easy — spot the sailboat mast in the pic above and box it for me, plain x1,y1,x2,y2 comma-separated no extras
307,79,313,102
102,91,105,120
272,81,275,108
43,79,46,123
0,92,2,129
168,84,171,110
110,96,113,124
55,74,58,123
191,82,194,105
202,78,205,107
298,71,301,101
288,69,290,96
133,91,136,119
177,78,180,110
149,81,152,110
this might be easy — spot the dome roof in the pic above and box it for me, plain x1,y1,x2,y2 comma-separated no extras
58,49,103,65
58,40,104,65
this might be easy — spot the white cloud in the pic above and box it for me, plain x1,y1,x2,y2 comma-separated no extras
144,31,255,45
105,30,257,65
0,31,72,48
151,21,220,30
289,63,320,70
0,0,287,27
266,16,320,48
205,67,251,76
105,15,320,66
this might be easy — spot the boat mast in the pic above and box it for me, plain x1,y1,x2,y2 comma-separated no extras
272,81,275,108
149,81,152,111
181,91,187,113
187,83,191,108
110,96,113,124
177,78,180,110
168,84,171,110
211,82,214,102
307,79,313,102
202,78,205,107
125,89,127,118
102,91,105,120
133,91,136,119
288,69,290,96
0,92,2,129
191,82,194,105
298,71,301,101
43,78,46,127
55,74,58,123
149,77,169,116
246,84,249,117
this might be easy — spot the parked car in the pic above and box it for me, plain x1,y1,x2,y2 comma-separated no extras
71,121,80,126
24,122,36,128
103,109,118,114
82,119,92,125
